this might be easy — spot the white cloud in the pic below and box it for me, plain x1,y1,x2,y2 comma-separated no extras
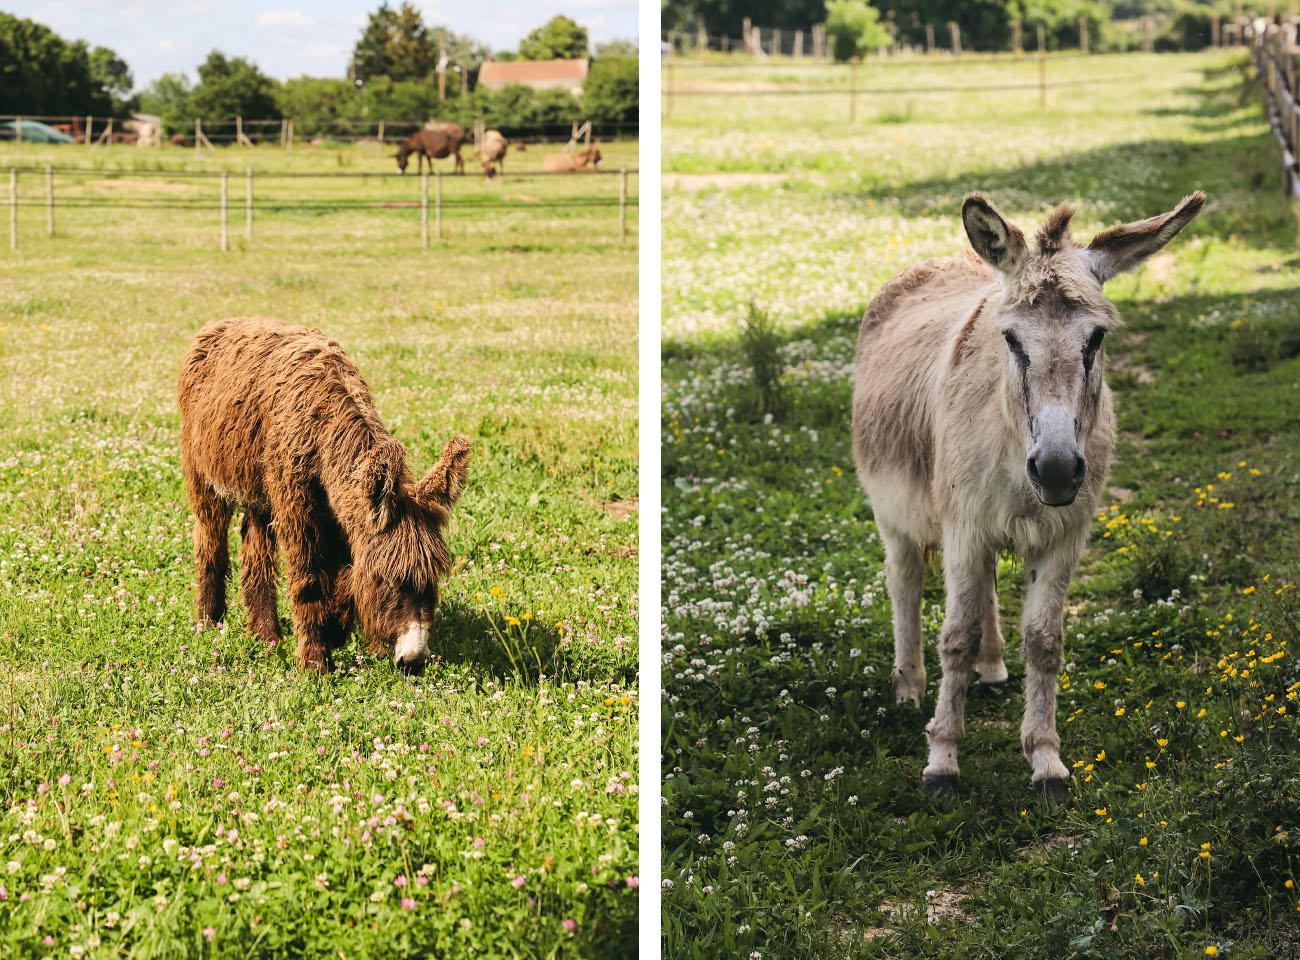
254,9,315,29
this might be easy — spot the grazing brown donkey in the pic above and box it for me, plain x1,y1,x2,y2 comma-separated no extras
543,145,602,172
178,318,471,674
852,192,1204,799
395,128,462,175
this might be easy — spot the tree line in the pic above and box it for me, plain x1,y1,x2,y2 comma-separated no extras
664,0,1279,55
1,5,637,136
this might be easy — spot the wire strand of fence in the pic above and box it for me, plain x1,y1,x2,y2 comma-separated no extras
0,166,636,180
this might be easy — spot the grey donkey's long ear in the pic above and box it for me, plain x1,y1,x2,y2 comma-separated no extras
417,435,471,515
962,194,1027,277
1085,191,1206,283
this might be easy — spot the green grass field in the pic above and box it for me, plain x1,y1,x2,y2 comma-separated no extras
662,51,1300,958
0,139,638,957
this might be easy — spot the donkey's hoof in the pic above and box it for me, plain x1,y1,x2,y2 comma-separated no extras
1034,777,1069,804
923,773,958,798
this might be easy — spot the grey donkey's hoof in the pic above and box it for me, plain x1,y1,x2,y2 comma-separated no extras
923,773,958,798
1034,778,1069,804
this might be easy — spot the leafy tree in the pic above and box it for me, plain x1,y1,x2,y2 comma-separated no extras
661,0,829,36
519,15,589,60
595,38,639,57
88,46,133,114
0,12,111,115
275,76,355,137
354,2,433,81
584,55,638,123
137,73,192,134
190,51,279,123
825,0,890,59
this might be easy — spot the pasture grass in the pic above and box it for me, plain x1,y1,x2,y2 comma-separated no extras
661,51,1300,959
0,140,638,957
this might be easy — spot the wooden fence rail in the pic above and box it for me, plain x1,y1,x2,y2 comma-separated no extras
2,167,637,252
1250,19,1300,243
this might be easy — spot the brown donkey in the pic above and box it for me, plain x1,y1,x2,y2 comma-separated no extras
852,192,1204,799
178,318,471,674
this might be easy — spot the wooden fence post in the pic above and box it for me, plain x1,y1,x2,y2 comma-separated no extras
45,165,53,237
15,117,21,147
926,23,935,53
220,172,228,252
743,17,752,54
795,30,803,57
85,115,92,146
1079,18,1089,52
1212,18,1220,47
850,56,859,120
699,24,708,53
435,170,442,241
1013,20,1023,54
288,118,293,151
1039,28,1048,107
9,169,15,251
195,119,202,156
421,170,429,249
949,21,961,55
105,118,113,151
752,25,762,56
619,169,627,241
245,167,253,241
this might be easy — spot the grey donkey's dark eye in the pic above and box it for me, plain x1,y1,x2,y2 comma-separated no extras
1082,328,1105,373
1003,330,1029,367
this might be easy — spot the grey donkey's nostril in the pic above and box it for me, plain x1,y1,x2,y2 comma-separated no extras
1027,453,1085,491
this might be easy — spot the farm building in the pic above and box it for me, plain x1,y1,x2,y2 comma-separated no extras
477,58,589,95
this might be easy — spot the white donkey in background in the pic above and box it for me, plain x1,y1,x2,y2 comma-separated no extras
851,191,1204,800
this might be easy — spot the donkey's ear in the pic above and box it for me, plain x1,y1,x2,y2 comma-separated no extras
362,442,405,531
962,194,1027,277
1085,191,1205,283
416,435,471,514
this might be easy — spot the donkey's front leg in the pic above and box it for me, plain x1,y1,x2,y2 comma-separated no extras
1020,545,1081,801
922,537,995,795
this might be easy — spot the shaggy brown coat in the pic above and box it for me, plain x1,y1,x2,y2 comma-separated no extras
177,318,470,673
395,129,461,175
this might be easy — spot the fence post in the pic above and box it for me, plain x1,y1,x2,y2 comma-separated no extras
752,25,762,56
9,169,15,251
850,56,859,120
743,17,752,54
435,170,442,241
949,21,961,55
236,116,242,145
421,170,429,249
105,118,113,151
1079,18,1089,52
795,30,803,57
377,120,385,151
195,119,202,157
1212,18,1220,47
287,118,293,151
85,115,92,146
1039,26,1048,106
45,165,53,237
15,117,21,147
220,172,228,252
699,24,708,53
245,167,253,241
1013,20,1023,54
619,169,627,241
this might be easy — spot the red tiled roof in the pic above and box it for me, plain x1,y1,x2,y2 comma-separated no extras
478,58,589,86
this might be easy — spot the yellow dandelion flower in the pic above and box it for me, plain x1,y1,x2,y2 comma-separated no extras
505,616,520,626
1097,750,1106,761
1156,738,1168,747
1205,946,1219,956
1095,807,1107,816
1136,872,1145,886
1146,761,1156,769
1139,837,1148,846
1177,701,1186,709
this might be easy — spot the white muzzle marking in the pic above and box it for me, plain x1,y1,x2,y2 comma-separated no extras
394,622,431,670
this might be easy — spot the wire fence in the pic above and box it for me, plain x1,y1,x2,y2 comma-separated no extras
1251,20,1300,240
663,12,1279,60
3,165,638,251
0,116,639,148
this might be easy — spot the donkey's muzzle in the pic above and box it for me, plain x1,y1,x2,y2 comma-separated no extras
1026,451,1086,507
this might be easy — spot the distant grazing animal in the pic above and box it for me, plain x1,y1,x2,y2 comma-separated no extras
479,129,508,178
424,120,471,173
170,133,187,147
543,145,602,172
510,140,527,152
851,191,1204,800
394,129,458,175
178,318,471,674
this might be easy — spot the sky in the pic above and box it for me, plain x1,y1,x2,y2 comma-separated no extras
8,1,639,89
